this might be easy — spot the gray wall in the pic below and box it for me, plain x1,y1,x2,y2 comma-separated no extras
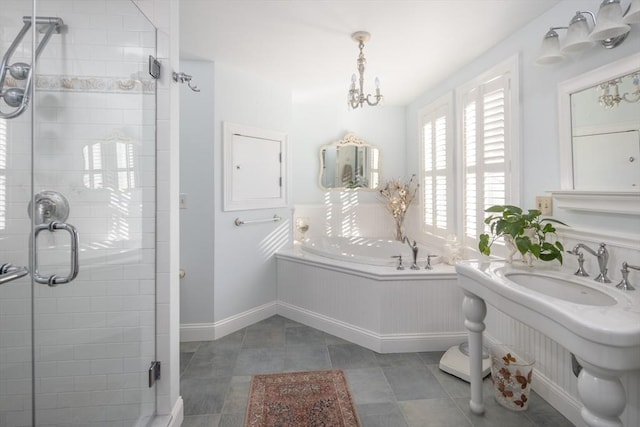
180,60,293,326
179,60,215,324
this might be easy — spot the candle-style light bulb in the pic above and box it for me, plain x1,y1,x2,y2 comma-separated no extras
375,77,380,88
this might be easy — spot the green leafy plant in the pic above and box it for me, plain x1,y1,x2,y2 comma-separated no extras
478,205,567,264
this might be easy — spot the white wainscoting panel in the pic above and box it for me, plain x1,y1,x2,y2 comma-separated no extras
276,252,465,353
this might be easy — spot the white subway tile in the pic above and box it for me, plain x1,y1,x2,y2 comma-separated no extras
39,376,75,393
74,374,107,391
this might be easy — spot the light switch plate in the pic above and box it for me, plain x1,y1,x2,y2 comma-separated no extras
536,196,552,215
180,193,187,209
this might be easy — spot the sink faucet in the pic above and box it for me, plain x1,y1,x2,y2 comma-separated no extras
566,249,590,277
401,237,420,270
569,243,611,283
617,262,639,291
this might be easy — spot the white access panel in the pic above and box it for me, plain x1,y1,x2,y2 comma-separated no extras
223,122,288,211
232,134,281,200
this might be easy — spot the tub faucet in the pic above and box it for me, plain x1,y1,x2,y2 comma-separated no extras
402,237,420,270
569,243,611,283
391,255,405,270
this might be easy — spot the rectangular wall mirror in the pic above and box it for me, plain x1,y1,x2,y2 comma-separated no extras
553,53,640,215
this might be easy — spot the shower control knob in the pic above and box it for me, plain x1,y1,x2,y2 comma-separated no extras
2,88,25,108
9,62,30,80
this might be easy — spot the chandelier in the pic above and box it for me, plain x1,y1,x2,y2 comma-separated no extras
347,31,383,109
598,72,640,109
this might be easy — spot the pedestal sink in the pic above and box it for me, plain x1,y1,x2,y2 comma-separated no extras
455,261,640,427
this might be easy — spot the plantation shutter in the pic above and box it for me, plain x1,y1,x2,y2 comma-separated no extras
462,73,510,250
421,101,451,238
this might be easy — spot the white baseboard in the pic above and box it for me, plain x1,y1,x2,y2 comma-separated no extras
180,302,277,342
180,322,216,342
531,370,585,427
277,301,466,354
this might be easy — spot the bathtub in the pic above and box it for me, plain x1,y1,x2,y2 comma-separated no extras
276,238,462,353
300,236,441,268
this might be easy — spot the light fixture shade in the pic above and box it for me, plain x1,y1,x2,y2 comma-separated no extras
589,0,631,41
536,30,565,65
623,0,640,24
562,14,595,54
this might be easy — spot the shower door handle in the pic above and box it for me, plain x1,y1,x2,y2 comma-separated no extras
33,221,79,287
0,264,29,285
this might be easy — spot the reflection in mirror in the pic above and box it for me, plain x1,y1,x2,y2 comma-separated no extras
319,132,380,190
82,131,140,240
571,70,640,190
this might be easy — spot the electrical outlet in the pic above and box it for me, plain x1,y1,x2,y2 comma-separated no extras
535,196,552,215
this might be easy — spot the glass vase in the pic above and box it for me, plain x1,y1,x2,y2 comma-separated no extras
395,217,404,241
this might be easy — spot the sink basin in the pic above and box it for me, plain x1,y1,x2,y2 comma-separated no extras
504,272,616,306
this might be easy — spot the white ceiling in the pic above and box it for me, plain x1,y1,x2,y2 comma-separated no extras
180,0,560,106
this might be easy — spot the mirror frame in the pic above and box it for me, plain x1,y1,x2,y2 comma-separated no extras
318,132,381,191
553,53,640,215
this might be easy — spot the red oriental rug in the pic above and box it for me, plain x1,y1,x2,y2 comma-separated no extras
245,370,361,427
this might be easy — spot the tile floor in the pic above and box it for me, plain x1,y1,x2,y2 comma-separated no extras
179,315,574,427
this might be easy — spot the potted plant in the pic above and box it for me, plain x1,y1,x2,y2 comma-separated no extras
478,205,567,265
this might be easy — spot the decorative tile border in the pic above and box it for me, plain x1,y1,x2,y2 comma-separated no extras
4,74,155,94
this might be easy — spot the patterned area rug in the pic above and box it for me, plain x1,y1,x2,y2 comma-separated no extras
245,370,361,427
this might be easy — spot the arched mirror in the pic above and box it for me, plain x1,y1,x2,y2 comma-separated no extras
319,132,381,190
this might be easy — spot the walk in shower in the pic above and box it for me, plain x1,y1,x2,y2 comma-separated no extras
1,1,157,426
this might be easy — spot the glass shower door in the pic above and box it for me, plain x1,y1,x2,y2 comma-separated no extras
1,1,157,426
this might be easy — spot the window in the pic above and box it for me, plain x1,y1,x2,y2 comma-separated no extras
458,57,519,252
419,94,453,239
418,57,519,254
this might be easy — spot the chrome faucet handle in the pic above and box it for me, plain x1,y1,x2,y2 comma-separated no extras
568,250,590,277
391,255,404,270
425,254,437,270
616,262,638,291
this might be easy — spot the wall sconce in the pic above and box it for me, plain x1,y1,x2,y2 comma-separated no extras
536,0,639,65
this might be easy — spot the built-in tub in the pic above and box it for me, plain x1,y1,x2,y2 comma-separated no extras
276,237,463,353
300,236,441,268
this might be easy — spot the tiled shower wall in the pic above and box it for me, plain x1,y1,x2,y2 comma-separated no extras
1,1,156,426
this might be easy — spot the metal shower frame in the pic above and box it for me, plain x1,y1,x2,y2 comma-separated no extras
0,16,64,119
